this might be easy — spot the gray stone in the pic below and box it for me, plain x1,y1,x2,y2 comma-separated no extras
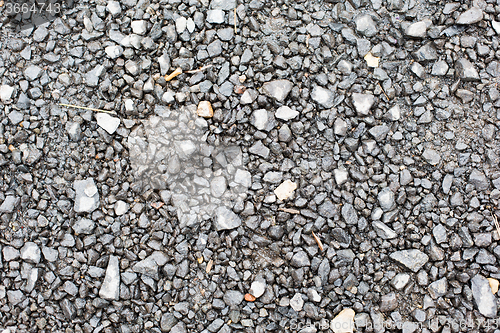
114,200,129,215
432,224,448,244
413,42,438,62
455,58,479,81
262,80,293,102
24,65,42,81
85,65,105,87
378,188,395,212
291,251,310,267
249,279,266,298
422,148,440,165
74,178,100,213
107,1,121,16
372,221,397,239
249,141,269,158
334,168,349,185
99,256,120,301
471,274,497,318
405,21,428,38
160,313,178,332
379,292,398,312
210,176,227,197
431,60,449,76
385,105,401,121
66,122,82,141
456,7,483,25
133,257,159,280
311,86,334,108
20,242,41,264
428,277,447,299
390,249,429,272
342,203,358,225
0,196,20,213
72,218,96,234
210,0,236,10
442,174,453,194
391,273,410,290
223,290,243,307
7,290,25,306
158,53,170,76
214,206,241,231
207,40,223,57
469,169,490,191
42,247,58,262
369,125,390,142
352,93,374,116
355,14,377,37
63,281,78,296
334,118,348,136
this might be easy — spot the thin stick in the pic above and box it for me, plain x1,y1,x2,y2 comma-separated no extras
493,214,500,238
165,67,183,81
206,259,214,274
234,7,237,34
378,82,390,100
312,231,324,252
185,65,213,74
279,207,300,214
59,103,116,114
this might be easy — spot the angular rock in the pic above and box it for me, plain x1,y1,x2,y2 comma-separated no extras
405,21,428,38
428,277,447,299
274,180,297,201
311,86,335,108
72,218,96,234
341,203,358,225
378,187,395,212
456,7,483,25
223,290,243,307
74,178,100,213
422,148,440,165
330,308,355,333
197,101,213,118
261,80,293,102
251,109,268,131
275,106,299,120
372,221,397,239
471,274,497,318
390,249,429,272
249,280,266,298
20,242,41,264
133,257,159,280
469,169,490,191
455,58,480,81
214,206,241,231
99,256,120,301
0,196,20,213
0,85,14,102
290,293,304,312
355,15,377,37
352,93,374,116
96,113,120,135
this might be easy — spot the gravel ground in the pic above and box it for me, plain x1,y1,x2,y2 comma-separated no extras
0,0,500,332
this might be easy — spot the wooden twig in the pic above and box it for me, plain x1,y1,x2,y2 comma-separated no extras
59,103,116,114
234,7,237,34
278,207,300,214
206,259,213,273
378,82,390,100
165,67,183,81
312,231,324,252
493,214,500,238
185,65,213,74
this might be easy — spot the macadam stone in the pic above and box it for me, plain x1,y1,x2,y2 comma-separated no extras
390,249,429,272
330,308,355,333
274,180,297,201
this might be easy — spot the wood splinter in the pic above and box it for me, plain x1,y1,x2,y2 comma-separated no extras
165,67,183,82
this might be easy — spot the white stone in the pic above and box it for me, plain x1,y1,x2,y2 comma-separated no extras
493,21,500,34
0,85,14,102
176,17,187,34
405,21,428,38
274,180,297,201
385,105,401,121
125,99,135,112
115,200,129,216
107,1,121,16
275,106,299,120
251,109,268,130
96,113,120,134
105,45,124,59
290,293,304,311
84,182,98,197
207,10,225,24
330,308,355,333
131,20,147,35
249,280,266,298
334,168,349,185
187,18,196,33
20,242,41,264
99,256,120,301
